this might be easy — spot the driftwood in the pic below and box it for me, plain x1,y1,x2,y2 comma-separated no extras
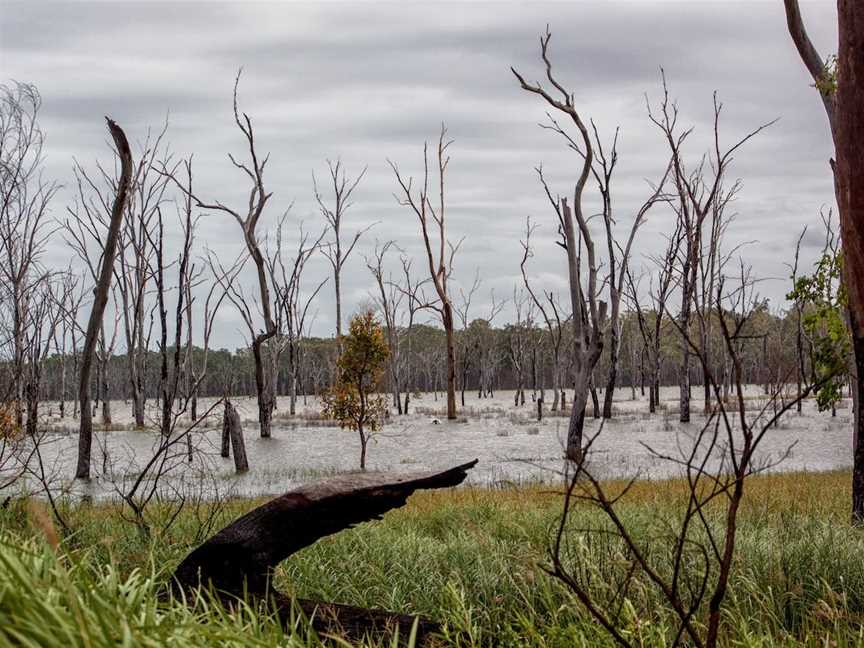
173,459,478,643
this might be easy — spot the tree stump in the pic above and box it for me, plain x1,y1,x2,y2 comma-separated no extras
220,401,231,458
224,400,248,473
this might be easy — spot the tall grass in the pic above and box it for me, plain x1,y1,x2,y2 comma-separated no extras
0,471,862,646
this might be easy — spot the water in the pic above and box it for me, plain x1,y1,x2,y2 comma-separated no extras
4,390,854,501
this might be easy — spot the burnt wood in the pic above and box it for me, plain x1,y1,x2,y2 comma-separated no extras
173,459,477,643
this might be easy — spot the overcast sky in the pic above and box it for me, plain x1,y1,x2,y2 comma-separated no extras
0,1,837,350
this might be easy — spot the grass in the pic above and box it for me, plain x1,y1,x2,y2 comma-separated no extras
1,471,863,646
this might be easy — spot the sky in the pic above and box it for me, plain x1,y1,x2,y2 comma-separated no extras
0,1,838,350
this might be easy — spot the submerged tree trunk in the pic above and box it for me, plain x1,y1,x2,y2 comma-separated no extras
76,119,132,480
220,401,231,459
253,340,274,438
602,327,619,418
225,400,248,473
444,303,457,420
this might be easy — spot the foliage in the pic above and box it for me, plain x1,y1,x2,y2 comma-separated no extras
814,54,838,97
787,248,850,411
1,471,863,646
0,403,21,441
322,311,390,468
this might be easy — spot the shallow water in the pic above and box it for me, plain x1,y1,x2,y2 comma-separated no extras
6,389,855,501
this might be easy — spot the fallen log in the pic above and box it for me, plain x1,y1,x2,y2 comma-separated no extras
173,459,478,643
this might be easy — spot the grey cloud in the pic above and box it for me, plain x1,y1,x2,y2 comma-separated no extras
0,1,840,346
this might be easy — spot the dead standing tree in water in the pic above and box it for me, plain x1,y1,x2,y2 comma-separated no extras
314,159,370,342
626,221,683,414
267,216,327,416
117,123,173,429
589,132,671,419
647,74,773,423
64,158,126,428
75,118,133,480
547,270,828,648
389,125,461,420
0,82,58,429
393,254,428,413
171,72,278,438
366,240,406,413
513,31,608,461
521,217,569,412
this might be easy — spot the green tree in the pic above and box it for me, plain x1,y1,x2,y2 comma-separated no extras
787,236,850,412
322,310,389,470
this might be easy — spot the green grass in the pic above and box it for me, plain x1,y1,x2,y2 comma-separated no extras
1,471,863,646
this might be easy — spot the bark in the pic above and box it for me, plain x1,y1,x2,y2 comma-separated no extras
220,401,231,458
444,303,457,419
601,329,618,418
76,119,133,480
784,0,864,520
836,0,864,522
172,461,477,644
225,400,249,473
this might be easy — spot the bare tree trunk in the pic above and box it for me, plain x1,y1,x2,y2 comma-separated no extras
76,119,132,480
253,341,274,439
602,328,618,418
784,0,864,520
100,363,112,426
225,400,248,473
221,400,231,458
444,303,457,419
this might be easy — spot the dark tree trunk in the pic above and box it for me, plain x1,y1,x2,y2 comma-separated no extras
225,400,248,473
836,1,864,521
172,461,477,645
602,330,618,418
76,120,132,480
443,304,457,419
220,401,231,458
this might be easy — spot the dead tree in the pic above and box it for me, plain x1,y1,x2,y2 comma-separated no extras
389,125,461,420
393,255,428,413
21,278,64,436
693,184,739,413
113,195,226,537
521,217,569,412
267,216,327,416
549,272,825,648
173,159,228,422
474,294,505,399
782,0,864,522
222,400,248,473
116,122,172,428
167,72,278,438
75,119,133,480
366,240,405,413
626,222,683,414
173,460,477,643
507,287,533,407
64,157,126,428
647,73,773,423
0,82,58,428
591,134,671,419
454,273,480,406
314,159,370,341
788,226,809,414
513,31,608,461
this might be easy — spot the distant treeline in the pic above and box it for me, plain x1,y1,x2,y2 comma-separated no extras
27,305,797,407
